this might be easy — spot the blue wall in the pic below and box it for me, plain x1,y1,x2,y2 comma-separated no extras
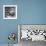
0,0,20,44
0,0,46,44
20,0,46,24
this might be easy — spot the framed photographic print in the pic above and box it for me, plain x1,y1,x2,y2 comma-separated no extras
18,24,46,42
3,5,17,19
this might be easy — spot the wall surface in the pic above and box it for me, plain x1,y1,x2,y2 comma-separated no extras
20,0,46,24
0,0,46,45
0,0,20,44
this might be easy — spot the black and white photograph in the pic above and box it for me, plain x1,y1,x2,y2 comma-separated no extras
3,5,17,19
18,25,46,46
